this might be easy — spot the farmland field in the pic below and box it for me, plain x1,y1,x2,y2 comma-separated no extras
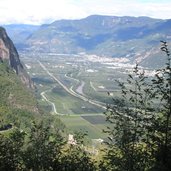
20,52,153,139
60,115,108,139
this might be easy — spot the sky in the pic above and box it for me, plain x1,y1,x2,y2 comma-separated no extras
0,0,171,25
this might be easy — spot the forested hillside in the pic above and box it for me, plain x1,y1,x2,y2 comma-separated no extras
0,27,39,129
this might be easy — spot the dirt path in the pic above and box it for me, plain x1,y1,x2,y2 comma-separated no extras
40,89,65,115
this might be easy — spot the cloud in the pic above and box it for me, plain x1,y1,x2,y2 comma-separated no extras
73,0,171,18
0,0,87,24
0,0,171,25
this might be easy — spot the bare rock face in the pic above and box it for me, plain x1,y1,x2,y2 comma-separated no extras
0,39,9,60
0,27,34,88
0,27,22,73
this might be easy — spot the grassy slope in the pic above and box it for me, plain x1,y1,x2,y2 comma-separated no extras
0,62,37,110
0,61,38,128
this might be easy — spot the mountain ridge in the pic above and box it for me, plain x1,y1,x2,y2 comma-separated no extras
0,27,39,116
3,15,171,68
0,27,34,88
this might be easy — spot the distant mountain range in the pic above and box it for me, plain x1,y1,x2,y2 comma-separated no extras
3,15,171,68
3,24,39,49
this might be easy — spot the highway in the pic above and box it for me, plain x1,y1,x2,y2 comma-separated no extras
38,60,106,110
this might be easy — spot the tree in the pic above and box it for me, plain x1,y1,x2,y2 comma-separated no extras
101,63,155,171
151,41,171,171
60,131,97,171
23,120,64,171
102,41,171,171
0,128,25,171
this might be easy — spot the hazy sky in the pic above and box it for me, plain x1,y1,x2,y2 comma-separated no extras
0,0,171,25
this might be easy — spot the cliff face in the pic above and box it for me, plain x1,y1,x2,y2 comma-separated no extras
0,27,34,88
0,27,22,73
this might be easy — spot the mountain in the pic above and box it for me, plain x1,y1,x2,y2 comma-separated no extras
23,15,160,53
0,27,34,88
4,15,171,68
0,27,38,115
3,24,40,50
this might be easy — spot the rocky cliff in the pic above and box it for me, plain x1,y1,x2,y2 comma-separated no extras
0,27,33,88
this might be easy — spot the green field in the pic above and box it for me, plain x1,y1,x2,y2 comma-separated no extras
60,115,108,139
20,53,142,139
47,85,104,115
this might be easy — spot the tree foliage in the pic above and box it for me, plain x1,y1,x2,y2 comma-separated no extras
150,41,171,170
60,131,96,171
101,41,171,171
0,128,25,170
0,120,96,171
102,64,155,171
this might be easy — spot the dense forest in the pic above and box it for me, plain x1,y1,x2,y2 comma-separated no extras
0,41,171,171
